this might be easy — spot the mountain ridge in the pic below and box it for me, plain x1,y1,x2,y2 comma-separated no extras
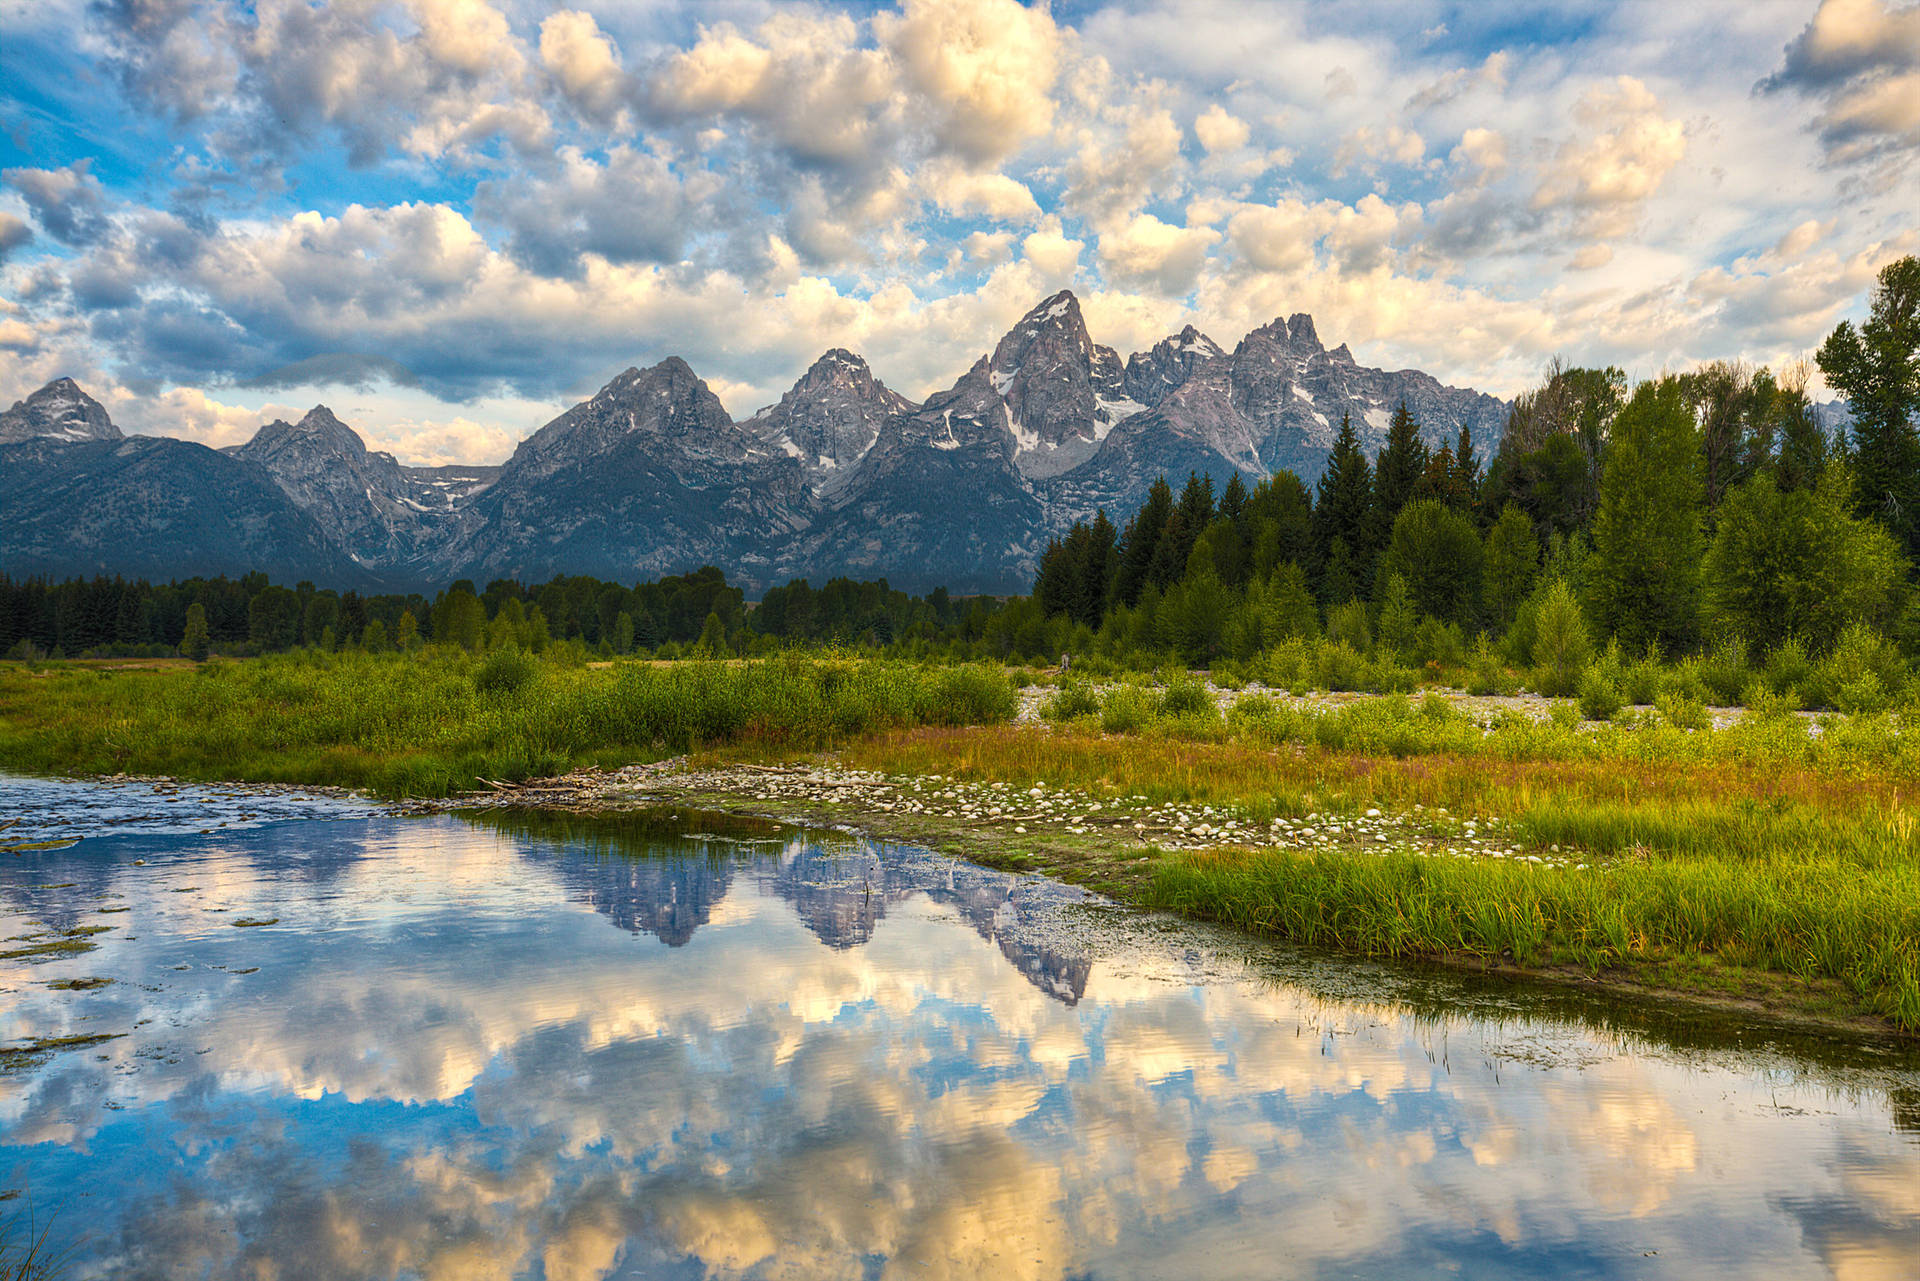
0,294,1514,593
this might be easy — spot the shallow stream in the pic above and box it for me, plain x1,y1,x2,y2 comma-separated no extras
1,778,1916,1278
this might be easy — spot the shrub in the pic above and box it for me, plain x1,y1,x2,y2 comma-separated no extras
1763,636,1814,697
1742,679,1802,721
1698,633,1751,707
1810,622,1907,712
1529,579,1591,698
1577,668,1624,721
1042,679,1101,722
1655,691,1709,730
1463,634,1517,697
1100,685,1156,734
474,647,537,696
1158,671,1216,718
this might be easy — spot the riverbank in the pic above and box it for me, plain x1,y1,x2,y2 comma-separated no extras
431,741,1920,1041
5,651,1918,1037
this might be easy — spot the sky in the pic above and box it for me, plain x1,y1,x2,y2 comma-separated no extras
0,0,1915,466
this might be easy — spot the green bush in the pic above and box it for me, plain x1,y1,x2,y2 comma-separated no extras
1655,691,1709,730
1100,685,1156,734
474,647,537,696
1042,679,1101,722
1810,623,1907,712
1158,671,1217,719
1577,668,1624,721
1529,579,1592,698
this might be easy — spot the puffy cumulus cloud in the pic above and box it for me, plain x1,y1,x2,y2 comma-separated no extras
1097,212,1219,295
1062,102,1185,224
1021,218,1086,282
873,0,1065,166
960,230,1016,267
1332,123,1426,177
920,159,1043,224
475,145,717,276
1226,193,1422,276
1760,0,1920,169
1532,76,1686,238
538,9,627,125
1449,127,1507,184
91,0,548,168
649,11,899,170
1194,104,1251,153
3,161,112,246
0,213,30,262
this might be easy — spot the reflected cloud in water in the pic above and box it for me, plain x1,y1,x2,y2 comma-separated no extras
0,808,1915,1279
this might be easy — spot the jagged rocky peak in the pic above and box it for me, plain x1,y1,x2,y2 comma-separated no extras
238,404,371,462
986,289,1140,480
1124,324,1228,406
505,355,747,484
0,377,122,444
751,348,912,488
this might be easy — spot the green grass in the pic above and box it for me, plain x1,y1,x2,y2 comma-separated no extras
844,705,1920,1032
0,649,1017,797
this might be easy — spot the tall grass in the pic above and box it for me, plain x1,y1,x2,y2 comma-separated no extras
0,650,1016,797
1148,844,1920,1029
844,719,1920,1029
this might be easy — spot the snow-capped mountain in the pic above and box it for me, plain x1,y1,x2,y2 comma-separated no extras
0,293,1512,593
0,377,122,444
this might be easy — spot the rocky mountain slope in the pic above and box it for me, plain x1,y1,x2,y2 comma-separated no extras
0,294,1513,593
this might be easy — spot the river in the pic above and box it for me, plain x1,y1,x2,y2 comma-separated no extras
1,779,1916,1278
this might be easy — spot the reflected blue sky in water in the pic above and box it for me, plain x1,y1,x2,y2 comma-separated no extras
0,807,1916,1280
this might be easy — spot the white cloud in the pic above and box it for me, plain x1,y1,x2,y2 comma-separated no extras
1097,213,1220,295
1194,104,1251,153
1532,76,1686,238
874,0,1065,165
539,9,627,124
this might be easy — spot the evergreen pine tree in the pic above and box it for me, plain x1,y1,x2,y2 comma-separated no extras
1373,400,1428,524
1313,414,1374,600
1112,478,1174,607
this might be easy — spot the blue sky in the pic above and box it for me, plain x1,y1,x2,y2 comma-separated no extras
0,0,1915,464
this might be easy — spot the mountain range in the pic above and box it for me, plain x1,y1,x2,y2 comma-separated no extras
0,292,1511,594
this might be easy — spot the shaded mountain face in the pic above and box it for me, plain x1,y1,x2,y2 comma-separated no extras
986,290,1143,480
0,377,122,444
232,405,484,573
746,349,913,498
448,357,810,587
0,433,354,585
0,302,1508,594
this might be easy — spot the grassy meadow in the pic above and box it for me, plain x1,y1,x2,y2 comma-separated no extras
3,646,1917,1032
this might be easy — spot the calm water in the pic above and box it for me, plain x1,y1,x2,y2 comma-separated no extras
1,784,1917,1279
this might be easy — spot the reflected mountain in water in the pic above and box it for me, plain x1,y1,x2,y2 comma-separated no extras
477,807,1096,1003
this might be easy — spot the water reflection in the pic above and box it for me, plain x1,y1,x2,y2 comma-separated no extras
0,807,1915,1280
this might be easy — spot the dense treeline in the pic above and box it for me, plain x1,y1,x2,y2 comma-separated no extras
0,563,992,661
1026,256,1920,710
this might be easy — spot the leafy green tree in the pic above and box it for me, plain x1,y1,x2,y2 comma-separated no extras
178,602,210,661
1247,471,1314,580
361,618,389,653
395,610,421,651
1530,578,1593,697
613,611,637,654
695,611,728,656
1263,563,1320,643
1378,498,1483,627
1703,468,1908,651
1818,255,1920,556
1586,377,1705,654
1481,504,1540,630
1772,365,1831,492
1374,571,1418,661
